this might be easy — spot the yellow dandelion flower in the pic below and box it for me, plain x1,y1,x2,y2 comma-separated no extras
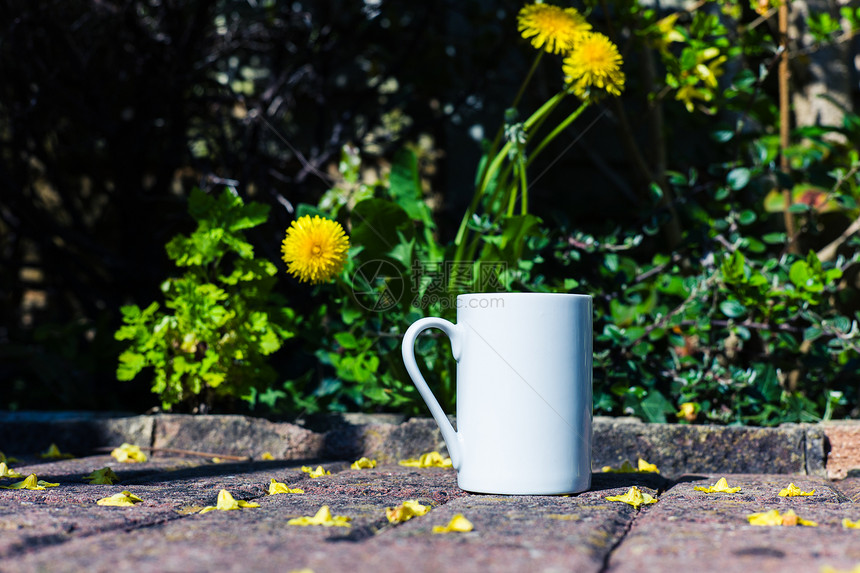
517,3,592,54
281,215,350,284
563,32,626,99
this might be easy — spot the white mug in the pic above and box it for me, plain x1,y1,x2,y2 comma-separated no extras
401,292,592,495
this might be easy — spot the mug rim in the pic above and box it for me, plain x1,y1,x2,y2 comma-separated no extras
456,292,591,299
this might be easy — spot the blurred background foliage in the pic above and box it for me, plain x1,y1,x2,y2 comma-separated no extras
3,0,860,424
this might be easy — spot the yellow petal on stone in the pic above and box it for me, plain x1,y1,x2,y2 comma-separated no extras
431,513,474,534
287,506,352,527
0,452,21,464
398,452,453,468
83,467,121,485
636,458,660,474
260,452,275,460
0,474,60,490
778,483,814,497
199,489,261,513
693,477,742,494
301,465,331,478
39,443,74,459
601,460,637,473
843,518,860,529
820,566,860,573
747,508,783,526
747,508,817,527
605,486,658,509
350,457,377,470
96,491,143,507
0,462,23,479
268,478,304,495
110,443,147,463
386,500,430,524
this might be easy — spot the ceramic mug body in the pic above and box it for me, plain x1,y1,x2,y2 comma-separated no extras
401,293,592,495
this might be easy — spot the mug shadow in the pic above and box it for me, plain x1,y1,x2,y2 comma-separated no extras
587,471,675,493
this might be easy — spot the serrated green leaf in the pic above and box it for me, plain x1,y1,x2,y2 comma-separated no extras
117,351,146,381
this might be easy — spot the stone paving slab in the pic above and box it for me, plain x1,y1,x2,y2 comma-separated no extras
605,473,860,573
0,456,654,573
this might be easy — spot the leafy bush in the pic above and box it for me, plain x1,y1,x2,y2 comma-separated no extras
114,188,295,411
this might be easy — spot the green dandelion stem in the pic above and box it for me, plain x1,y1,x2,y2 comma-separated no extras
512,52,543,111
519,156,529,215
453,91,566,254
526,100,589,167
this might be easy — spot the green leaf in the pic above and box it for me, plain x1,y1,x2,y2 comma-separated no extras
789,261,811,288
296,203,328,220
738,210,756,225
727,167,751,190
230,201,270,231
334,332,359,350
762,232,787,244
117,351,146,381
640,391,674,423
351,198,414,257
712,130,734,143
719,299,746,318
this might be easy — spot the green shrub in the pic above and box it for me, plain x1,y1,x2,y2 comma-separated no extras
114,188,295,411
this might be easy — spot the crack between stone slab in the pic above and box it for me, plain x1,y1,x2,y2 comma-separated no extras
597,506,637,573
801,426,809,476
148,414,157,451
597,480,675,573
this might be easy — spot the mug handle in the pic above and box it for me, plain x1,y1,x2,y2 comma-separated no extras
401,317,463,469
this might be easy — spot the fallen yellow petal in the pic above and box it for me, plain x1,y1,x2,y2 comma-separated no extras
637,458,660,474
260,452,275,460
39,443,74,459
398,452,453,468
694,477,742,494
386,500,430,523
96,491,143,507
0,474,60,490
432,513,474,533
842,518,860,529
287,506,351,527
268,478,304,495
301,465,331,478
110,443,147,463
820,565,860,573
199,489,261,513
0,452,21,464
0,462,23,479
83,467,121,485
351,457,377,470
747,508,817,527
601,460,637,473
778,483,815,497
605,486,658,509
